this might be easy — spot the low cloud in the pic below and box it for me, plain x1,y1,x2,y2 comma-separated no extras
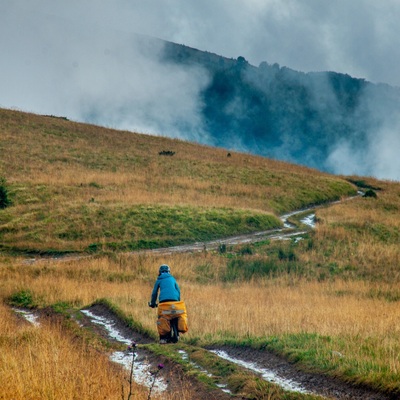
327,114,400,181
0,3,211,143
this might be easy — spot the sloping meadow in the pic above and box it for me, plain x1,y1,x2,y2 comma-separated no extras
2,109,400,397
0,108,355,254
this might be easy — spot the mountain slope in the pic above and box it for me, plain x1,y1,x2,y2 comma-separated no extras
161,39,400,176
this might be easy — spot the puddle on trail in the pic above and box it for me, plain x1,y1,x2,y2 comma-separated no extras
81,309,167,393
81,309,131,344
300,213,316,228
210,349,310,395
80,310,310,396
178,350,232,395
110,351,168,393
13,308,40,326
281,208,316,229
269,231,307,242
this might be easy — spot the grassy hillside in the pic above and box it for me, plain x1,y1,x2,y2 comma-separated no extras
0,108,355,254
1,108,400,397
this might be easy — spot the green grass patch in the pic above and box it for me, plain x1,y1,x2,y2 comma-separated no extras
0,203,282,253
342,222,399,244
221,241,306,282
8,289,37,308
366,288,400,303
0,177,11,209
347,178,382,191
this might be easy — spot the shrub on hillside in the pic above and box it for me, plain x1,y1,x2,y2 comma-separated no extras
8,290,36,308
0,177,11,209
363,189,378,198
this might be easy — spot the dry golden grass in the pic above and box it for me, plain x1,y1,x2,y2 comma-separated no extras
2,232,399,334
1,108,354,214
304,179,400,282
0,303,149,400
0,297,199,400
0,108,356,253
2,252,399,380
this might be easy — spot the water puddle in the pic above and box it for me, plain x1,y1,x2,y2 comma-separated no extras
210,349,310,395
178,350,232,394
81,309,167,393
13,308,40,326
178,349,212,377
81,309,131,344
281,207,317,229
300,213,316,228
269,231,307,241
110,351,168,393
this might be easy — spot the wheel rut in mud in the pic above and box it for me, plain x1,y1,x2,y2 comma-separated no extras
78,303,235,399
77,303,393,400
13,303,394,399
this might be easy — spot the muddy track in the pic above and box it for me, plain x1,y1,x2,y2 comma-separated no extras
78,303,236,399
133,203,318,256
207,346,393,400
128,194,363,256
78,303,394,400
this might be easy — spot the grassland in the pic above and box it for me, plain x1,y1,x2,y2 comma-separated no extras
1,108,400,398
0,108,355,254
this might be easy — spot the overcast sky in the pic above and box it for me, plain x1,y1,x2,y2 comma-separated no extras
1,1,400,179
4,0,397,85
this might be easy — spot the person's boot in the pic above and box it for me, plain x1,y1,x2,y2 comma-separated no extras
159,334,168,344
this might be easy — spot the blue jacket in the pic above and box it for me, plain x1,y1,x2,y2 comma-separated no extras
151,272,180,305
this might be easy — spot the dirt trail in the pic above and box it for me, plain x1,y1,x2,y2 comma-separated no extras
23,194,365,265
16,195,393,399
134,205,316,257
208,346,392,400
79,304,236,399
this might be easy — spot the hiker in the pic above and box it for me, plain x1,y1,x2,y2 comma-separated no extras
149,264,188,343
